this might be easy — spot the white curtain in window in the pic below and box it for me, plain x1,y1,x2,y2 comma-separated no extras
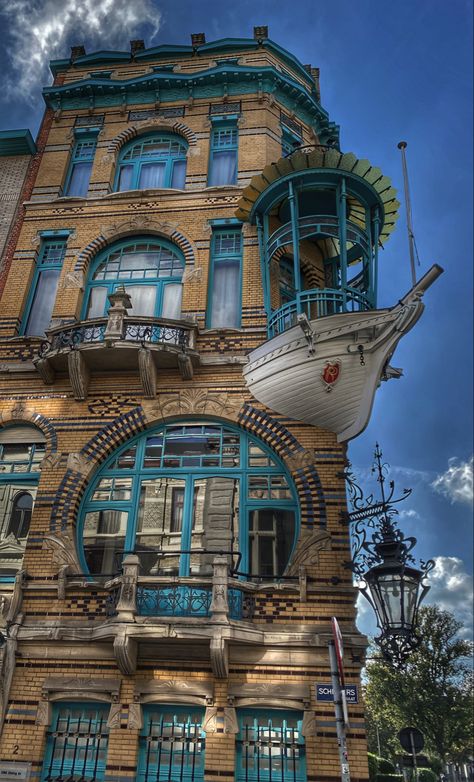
67,162,92,197
211,259,240,328
209,151,237,186
86,286,108,319
124,285,157,316
171,160,186,189
161,284,182,320
25,269,61,336
139,162,166,189
118,164,134,191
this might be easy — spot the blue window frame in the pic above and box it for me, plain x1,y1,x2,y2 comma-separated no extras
236,709,307,782
137,705,205,782
78,421,298,578
207,228,242,329
281,126,302,157
0,425,46,581
21,239,66,336
208,123,238,186
65,133,97,197
115,134,188,192
41,702,109,781
82,238,185,320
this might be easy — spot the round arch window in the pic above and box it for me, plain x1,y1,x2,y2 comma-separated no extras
115,133,188,192
78,421,299,578
83,238,185,320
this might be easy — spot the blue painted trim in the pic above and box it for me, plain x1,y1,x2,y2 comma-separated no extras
73,50,131,65
113,132,188,193
63,131,98,197
206,227,242,328
207,121,239,187
0,129,36,156
208,218,243,227
19,238,67,336
210,113,240,124
38,229,74,238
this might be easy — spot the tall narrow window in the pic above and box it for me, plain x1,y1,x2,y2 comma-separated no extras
208,124,238,186
137,705,205,782
281,127,302,157
207,229,242,328
22,239,66,336
65,133,97,197
115,134,188,191
7,492,33,539
236,709,306,782
41,702,109,781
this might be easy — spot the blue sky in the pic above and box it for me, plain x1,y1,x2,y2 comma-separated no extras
0,0,472,637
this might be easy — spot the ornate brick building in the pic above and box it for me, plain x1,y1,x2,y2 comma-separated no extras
0,27,439,782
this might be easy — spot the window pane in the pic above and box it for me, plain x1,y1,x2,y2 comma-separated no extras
210,258,240,328
25,268,61,336
118,164,134,191
86,286,108,318
171,159,186,188
138,706,205,782
139,162,166,189
136,478,186,575
66,161,92,197
161,283,182,320
191,477,239,575
43,703,109,780
83,510,127,574
124,285,157,316
249,509,295,577
209,150,237,186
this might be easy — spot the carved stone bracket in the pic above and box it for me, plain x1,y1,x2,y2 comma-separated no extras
42,533,82,574
302,710,316,737
134,679,213,707
285,529,332,575
138,347,157,397
68,350,90,400
113,632,138,676
114,554,139,622
210,635,228,679
227,682,311,711
202,705,238,734
37,676,121,727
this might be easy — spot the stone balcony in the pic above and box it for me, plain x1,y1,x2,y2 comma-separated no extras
33,289,199,400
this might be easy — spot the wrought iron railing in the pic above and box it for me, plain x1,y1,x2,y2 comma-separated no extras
138,715,205,782
236,721,306,782
268,286,373,337
267,214,369,259
38,316,191,359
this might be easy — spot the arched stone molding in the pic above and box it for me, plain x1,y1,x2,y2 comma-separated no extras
0,402,58,455
105,118,197,160
48,398,327,533
73,219,196,274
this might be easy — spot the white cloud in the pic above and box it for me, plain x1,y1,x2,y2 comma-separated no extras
1,0,161,102
426,556,473,637
431,456,473,505
397,508,420,520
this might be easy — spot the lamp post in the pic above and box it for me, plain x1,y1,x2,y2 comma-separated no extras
342,444,434,668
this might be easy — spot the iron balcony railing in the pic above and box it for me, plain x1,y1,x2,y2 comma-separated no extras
38,316,192,359
267,214,369,259
268,286,373,337
138,714,205,782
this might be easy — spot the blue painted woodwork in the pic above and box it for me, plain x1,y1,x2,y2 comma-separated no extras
64,132,98,197
206,228,243,328
114,133,188,192
236,709,307,782
41,702,109,781
20,238,67,336
137,705,205,782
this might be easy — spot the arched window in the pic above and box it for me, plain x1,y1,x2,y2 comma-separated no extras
7,492,33,539
115,134,187,192
83,238,185,320
78,421,299,578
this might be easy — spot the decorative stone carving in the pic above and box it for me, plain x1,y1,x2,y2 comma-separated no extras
101,216,179,242
107,702,122,729
138,347,157,397
302,709,316,737
134,679,213,706
128,702,143,730
284,448,316,472
68,350,90,400
285,529,332,575
35,358,55,385
113,633,137,676
66,451,91,476
203,706,237,734
57,565,69,600
224,706,239,734
0,622,21,734
42,677,121,702
228,682,311,710
104,286,132,340
182,266,202,282
35,700,52,726
177,353,194,381
210,556,229,620
40,452,63,470
42,534,82,574
115,554,139,622
60,271,84,290
202,706,219,733
5,570,26,624
210,635,228,679
143,389,243,424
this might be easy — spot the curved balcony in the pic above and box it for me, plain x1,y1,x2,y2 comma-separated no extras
34,312,199,400
269,287,373,337
267,214,370,261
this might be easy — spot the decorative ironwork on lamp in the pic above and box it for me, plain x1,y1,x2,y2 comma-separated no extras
342,444,434,668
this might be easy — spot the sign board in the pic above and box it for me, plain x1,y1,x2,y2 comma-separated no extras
398,726,424,754
0,762,32,781
401,755,430,768
331,617,345,686
316,684,358,704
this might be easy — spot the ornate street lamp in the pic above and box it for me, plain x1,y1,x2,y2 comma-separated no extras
343,444,434,668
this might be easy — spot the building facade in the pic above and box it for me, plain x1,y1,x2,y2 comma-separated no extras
0,27,439,782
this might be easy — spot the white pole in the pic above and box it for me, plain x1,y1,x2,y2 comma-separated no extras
329,640,351,782
397,141,417,286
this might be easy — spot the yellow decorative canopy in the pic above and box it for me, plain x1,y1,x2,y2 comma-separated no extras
235,147,399,244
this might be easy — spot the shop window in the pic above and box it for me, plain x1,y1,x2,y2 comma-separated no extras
78,421,298,578
65,133,97,197
137,705,205,782
207,229,242,329
40,702,109,781
82,238,184,320
236,709,306,782
208,123,238,186
21,239,66,336
115,134,187,191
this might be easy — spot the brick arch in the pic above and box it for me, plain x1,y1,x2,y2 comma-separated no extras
73,223,196,275
107,120,197,157
0,403,58,454
271,246,324,289
49,399,326,533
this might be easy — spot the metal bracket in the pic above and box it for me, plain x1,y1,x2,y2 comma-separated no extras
297,313,316,355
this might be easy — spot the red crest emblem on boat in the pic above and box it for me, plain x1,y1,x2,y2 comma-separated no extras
321,360,341,391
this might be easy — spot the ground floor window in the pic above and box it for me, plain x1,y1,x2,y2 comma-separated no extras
41,702,109,781
137,705,205,781
236,708,306,782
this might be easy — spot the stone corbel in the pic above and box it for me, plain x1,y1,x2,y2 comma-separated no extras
202,705,239,734
138,347,157,397
178,352,194,380
35,358,55,385
114,554,139,622
210,635,228,679
68,350,90,400
113,631,138,676
42,532,82,574
285,528,332,575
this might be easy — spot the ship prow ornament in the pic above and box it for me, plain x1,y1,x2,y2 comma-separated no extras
244,264,443,442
